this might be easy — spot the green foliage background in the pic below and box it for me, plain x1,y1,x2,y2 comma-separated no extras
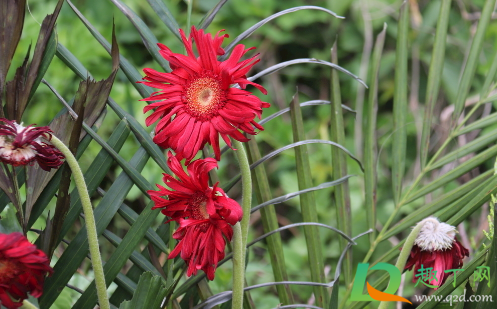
3,0,496,308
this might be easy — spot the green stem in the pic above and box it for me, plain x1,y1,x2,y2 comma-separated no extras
20,300,38,309
231,139,252,309
377,217,436,309
231,222,244,309
49,135,110,309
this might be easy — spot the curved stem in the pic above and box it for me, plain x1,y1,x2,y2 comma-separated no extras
49,135,110,309
231,139,252,309
377,218,434,309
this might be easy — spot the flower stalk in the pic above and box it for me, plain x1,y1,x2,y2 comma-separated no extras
49,135,110,309
231,139,252,309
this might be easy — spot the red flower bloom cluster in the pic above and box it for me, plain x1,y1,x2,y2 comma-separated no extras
0,233,53,309
404,218,469,287
140,26,269,163
149,152,243,280
0,118,64,171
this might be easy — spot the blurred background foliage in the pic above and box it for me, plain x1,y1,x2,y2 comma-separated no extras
8,0,496,307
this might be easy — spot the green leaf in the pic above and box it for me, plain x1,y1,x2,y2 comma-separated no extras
363,23,387,244
118,272,167,309
406,144,497,202
245,138,294,305
114,195,168,253
0,206,22,234
289,93,327,306
457,112,497,136
420,0,451,168
429,128,497,171
54,43,170,174
382,170,492,240
101,229,163,277
108,0,171,72
110,224,171,306
330,42,353,285
198,0,228,30
224,139,363,192
145,0,181,40
221,6,343,59
259,100,354,126
40,148,150,308
452,0,497,120
248,58,366,88
65,0,152,98
391,0,409,205
82,122,154,195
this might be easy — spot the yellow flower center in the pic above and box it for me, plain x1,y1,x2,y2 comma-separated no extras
185,76,225,120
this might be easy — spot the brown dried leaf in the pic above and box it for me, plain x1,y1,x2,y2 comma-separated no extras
0,0,26,112
4,0,63,121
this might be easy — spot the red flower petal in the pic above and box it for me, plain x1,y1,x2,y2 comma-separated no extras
139,26,269,162
0,233,53,309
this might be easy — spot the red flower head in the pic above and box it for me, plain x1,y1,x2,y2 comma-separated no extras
0,232,53,309
0,118,64,171
149,152,243,280
404,218,469,288
140,26,270,163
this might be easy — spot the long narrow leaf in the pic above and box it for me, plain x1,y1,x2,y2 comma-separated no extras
145,0,181,40
452,0,497,120
221,6,343,59
246,58,367,88
330,43,353,285
391,0,409,205
289,94,327,306
108,0,171,72
419,0,452,168
245,138,294,305
363,24,386,244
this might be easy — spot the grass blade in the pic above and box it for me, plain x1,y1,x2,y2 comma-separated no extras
108,0,171,72
363,24,387,244
198,0,228,30
428,128,497,170
66,0,152,98
330,42,353,285
289,93,328,306
245,138,294,305
452,0,497,121
392,0,409,205
221,6,343,59
406,144,497,202
419,0,451,168
382,170,492,240
145,0,181,40
247,58,366,88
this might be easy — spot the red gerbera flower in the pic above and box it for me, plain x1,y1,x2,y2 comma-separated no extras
404,218,469,288
0,232,53,309
0,118,64,171
149,152,243,280
140,26,270,163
